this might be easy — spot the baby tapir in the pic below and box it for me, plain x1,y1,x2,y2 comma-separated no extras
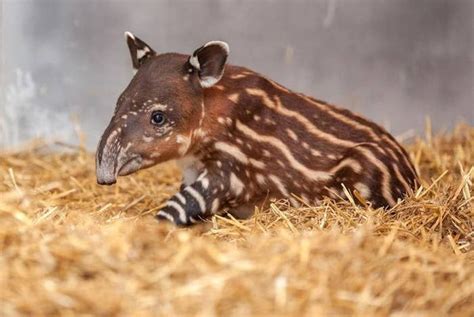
96,32,418,225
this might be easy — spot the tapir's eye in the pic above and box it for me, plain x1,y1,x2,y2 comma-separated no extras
151,111,167,126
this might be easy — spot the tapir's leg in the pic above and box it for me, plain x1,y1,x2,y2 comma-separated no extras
156,167,250,226
324,143,412,208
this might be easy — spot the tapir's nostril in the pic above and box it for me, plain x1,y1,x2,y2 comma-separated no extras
97,177,117,186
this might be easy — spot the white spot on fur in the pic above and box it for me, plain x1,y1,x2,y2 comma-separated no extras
176,134,191,155
286,128,298,141
354,182,371,198
311,149,322,157
211,198,220,213
256,173,266,185
228,93,239,103
230,173,244,196
200,177,209,189
193,128,207,139
269,174,289,197
150,104,168,112
264,118,276,125
249,159,265,169
198,101,205,127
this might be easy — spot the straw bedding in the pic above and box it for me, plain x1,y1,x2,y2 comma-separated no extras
1,124,473,316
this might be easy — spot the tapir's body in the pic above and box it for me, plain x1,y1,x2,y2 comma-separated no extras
96,33,418,225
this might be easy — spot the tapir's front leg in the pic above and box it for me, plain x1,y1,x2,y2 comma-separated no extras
156,168,229,226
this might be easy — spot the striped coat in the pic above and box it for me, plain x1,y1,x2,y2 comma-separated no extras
96,33,418,225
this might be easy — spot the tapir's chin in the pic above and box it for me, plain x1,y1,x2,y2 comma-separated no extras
117,156,143,176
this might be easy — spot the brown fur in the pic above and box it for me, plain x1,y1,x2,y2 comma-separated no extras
96,35,418,225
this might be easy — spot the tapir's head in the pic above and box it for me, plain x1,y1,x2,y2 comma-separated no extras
96,32,229,185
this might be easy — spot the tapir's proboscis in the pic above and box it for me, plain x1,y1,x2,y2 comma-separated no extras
96,32,418,226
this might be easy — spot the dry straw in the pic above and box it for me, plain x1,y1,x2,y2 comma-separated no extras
1,124,473,316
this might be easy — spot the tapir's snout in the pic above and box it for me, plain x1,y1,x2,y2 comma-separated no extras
96,168,117,185
96,134,119,185
96,123,145,186
95,121,124,186
96,152,144,185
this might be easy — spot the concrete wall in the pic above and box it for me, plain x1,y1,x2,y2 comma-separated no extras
1,0,473,148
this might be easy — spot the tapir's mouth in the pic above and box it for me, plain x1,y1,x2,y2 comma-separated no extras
96,154,143,186
117,155,143,176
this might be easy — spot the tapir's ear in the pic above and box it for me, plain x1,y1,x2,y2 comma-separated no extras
189,41,229,88
124,31,156,70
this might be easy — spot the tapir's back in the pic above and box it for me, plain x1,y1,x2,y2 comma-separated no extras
205,65,418,208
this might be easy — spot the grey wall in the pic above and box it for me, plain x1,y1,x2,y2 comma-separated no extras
1,0,473,149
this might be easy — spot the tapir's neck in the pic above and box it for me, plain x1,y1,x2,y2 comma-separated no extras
197,66,265,143
191,66,291,157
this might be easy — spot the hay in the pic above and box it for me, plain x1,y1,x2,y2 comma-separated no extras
1,124,473,316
